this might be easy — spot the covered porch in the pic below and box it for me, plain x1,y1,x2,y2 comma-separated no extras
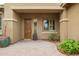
3,3,63,43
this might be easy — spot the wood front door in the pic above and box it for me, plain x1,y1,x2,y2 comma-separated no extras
24,19,32,39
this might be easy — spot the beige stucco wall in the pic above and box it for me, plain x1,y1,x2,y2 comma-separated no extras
21,13,60,39
4,3,63,10
12,11,22,42
3,4,22,43
3,4,14,43
60,8,68,40
60,4,79,40
67,4,79,40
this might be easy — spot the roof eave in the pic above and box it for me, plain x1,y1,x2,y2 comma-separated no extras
60,3,67,7
0,5,4,9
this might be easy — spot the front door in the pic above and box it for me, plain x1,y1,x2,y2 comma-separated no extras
24,19,32,39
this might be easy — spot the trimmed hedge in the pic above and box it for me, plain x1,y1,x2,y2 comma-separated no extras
0,37,11,47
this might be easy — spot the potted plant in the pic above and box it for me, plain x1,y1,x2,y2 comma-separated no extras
33,22,38,40
0,37,11,47
0,25,11,47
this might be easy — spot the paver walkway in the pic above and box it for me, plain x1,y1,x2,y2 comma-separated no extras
0,40,65,56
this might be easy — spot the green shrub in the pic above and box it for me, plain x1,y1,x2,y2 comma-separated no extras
58,39,79,55
48,33,60,41
74,41,79,53
0,37,11,47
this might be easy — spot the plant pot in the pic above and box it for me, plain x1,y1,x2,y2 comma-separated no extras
33,33,38,40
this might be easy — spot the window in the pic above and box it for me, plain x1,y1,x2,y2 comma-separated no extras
50,19,55,30
43,19,49,30
43,18,55,31
0,15,2,30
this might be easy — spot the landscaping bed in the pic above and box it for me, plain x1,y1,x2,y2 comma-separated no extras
48,33,79,55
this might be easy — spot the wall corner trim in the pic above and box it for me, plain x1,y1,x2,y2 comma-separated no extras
3,18,18,22
60,18,68,23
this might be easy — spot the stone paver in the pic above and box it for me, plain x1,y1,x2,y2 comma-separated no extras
0,40,65,56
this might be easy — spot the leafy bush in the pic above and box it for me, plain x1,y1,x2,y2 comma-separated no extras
0,37,11,47
58,39,79,55
48,33,60,41
74,41,79,53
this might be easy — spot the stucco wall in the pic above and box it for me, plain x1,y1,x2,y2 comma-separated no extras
60,8,68,40
21,13,60,39
13,11,22,42
3,4,14,43
3,3,22,43
67,4,79,40
60,4,79,40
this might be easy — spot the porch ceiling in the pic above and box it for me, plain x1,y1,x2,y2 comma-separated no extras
14,9,63,13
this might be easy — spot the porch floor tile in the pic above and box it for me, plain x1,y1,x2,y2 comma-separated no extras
0,40,65,56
